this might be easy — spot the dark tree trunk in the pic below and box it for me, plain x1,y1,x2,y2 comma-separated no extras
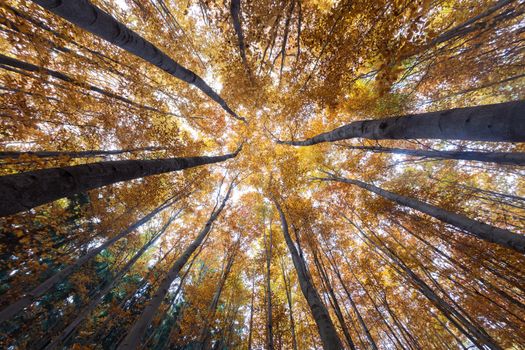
357,223,502,350
346,145,525,166
247,270,256,350
116,180,235,350
0,54,174,117
278,100,525,145
264,218,275,350
0,147,168,160
321,174,525,254
280,257,298,350
199,242,239,350
0,145,241,217
0,194,179,324
272,198,344,350
31,0,244,121
230,0,250,75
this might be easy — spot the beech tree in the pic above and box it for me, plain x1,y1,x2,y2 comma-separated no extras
1,0,524,349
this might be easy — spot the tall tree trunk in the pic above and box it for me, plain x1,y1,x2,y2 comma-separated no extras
321,174,525,254
324,249,378,350
230,0,250,76
277,100,525,145
247,269,256,350
272,198,344,350
0,193,180,324
0,147,169,160
199,241,239,350
43,210,181,349
264,217,275,350
311,250,356,350
280,257,298,350
356,222,502,350
0,145,241,217
117,180,235,350
31,0,244,121
346,145,525,166
0,54,175,117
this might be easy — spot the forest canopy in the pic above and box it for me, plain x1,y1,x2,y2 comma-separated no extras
0,0,524,349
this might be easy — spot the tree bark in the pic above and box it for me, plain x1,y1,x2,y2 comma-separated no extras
0,145,241,217
31,0,244,121
272,198,344,350
0,194,179,324
0,54,174,117
280,257,298,350
264,217,275,350
199,241,239,350
230,0,250,76
278,100,525,145
321,174,525,254
247,269,256,350
116,180,235,350
0,147,168,160
346,145,525,166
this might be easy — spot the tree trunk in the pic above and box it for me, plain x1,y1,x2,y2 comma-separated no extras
324,249,378,350
43,210,180,349
264,217,275,350
0,194,180,324
357,223,502,350
0,54,174,117
322,174,525,254
116,180,235,350
280,257,298,350
247,269,256,350
272,198,344,350
311,251,356,350
31,0,243,121
278,100,525,145
346,145,525,166
199,242,239,350
0,147,169,160
230,0,250,75
0,145,241,217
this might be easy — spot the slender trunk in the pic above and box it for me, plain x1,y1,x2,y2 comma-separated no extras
199,244,238,350
0,147,169,160
346,145,525,166
0,54,174,117
278,100,525,145
247,270,256,350
31,0,244,121
0,194,179,324
264,217,275,350
312,251,356,350
322,174,525,253
0,145,241,217
280,258,298,350
357,223,502,350
230,0,251,76
117,180,234,350
272,198,344,350
43,210,180,349
325,250,378,350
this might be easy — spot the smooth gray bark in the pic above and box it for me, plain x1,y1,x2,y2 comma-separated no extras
347,146,525,166
0,147,168,160
0,194,179,324
31,0,244,121
117,180,235,350
0,145,241,217
272,198,344,350
321,174,525,254
278,100,525,145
